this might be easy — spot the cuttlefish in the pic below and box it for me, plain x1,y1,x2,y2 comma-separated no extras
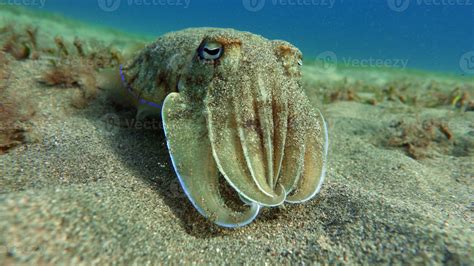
110,28,328,227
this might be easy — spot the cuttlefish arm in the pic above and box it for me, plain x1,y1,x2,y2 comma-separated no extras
162,92,260,227
205,78,287,207
284,92,328,203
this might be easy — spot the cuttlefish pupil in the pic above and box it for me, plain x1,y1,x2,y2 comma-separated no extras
116,28,328,228
199,41,224,61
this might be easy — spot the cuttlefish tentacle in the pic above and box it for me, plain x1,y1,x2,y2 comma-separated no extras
162,92,260,227
269,75,289,191
255,73,275,190
272,79,306,194
286,92,329,203
206,78,286,207
234,74,277,198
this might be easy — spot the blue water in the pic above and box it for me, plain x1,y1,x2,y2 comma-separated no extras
27,0,474,75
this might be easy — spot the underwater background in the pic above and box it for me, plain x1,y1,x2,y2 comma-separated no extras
24,0,474,75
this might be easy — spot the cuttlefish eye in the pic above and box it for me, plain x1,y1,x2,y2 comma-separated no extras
198,41,224,60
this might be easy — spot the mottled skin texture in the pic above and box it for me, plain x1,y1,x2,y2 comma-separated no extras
122,28,328,227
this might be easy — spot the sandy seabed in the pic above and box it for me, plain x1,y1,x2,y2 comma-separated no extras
0,6,473,265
